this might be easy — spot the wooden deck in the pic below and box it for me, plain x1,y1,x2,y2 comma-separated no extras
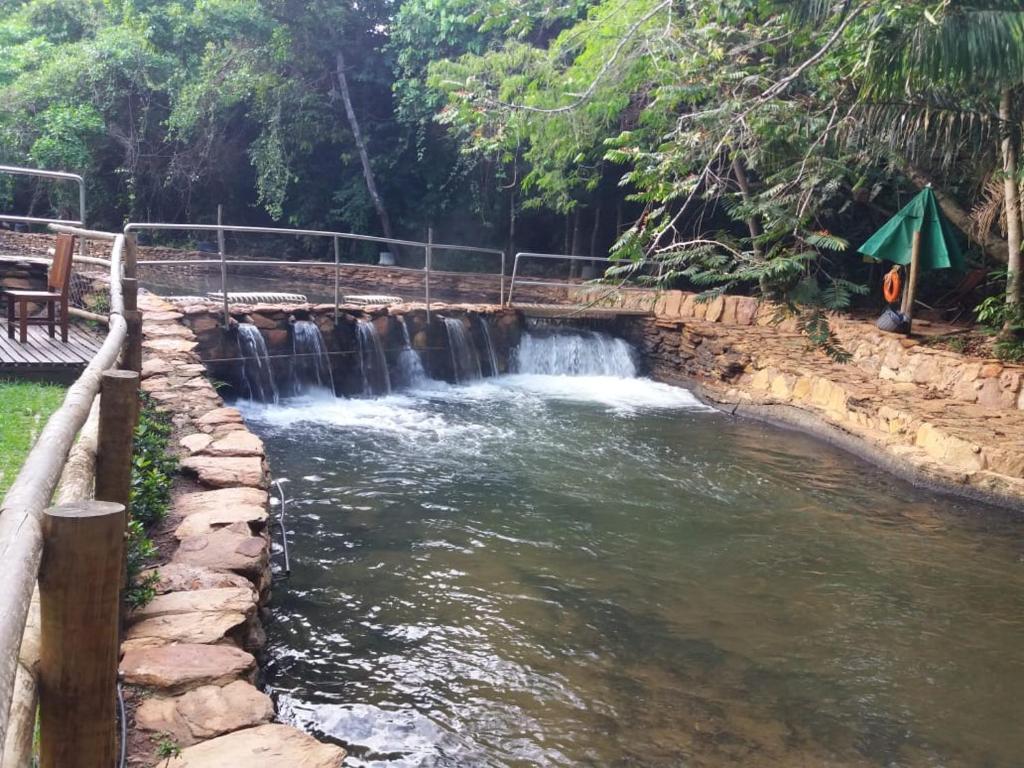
0,322,102,375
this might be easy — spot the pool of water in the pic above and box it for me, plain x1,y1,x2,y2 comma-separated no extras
238,368,1024,767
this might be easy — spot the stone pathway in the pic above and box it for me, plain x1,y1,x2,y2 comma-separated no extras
123,293,345,766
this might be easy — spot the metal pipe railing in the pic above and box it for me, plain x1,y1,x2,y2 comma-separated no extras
506,251,653,305
0,165,87,229
124,221,506,323
0,224,126,761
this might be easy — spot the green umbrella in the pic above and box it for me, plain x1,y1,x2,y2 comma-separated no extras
857,185,965,330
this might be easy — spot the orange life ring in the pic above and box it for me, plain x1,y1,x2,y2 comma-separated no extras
882,266,902,304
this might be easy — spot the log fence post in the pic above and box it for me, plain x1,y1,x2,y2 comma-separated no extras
38,500,126,768
94,370,139,509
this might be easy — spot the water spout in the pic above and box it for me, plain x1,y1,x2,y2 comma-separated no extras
396,317,429,389
237,323,280,403
290,320,335,396
443,317,482,383
478,316,500,377
356,320,392,396
513,330,637,377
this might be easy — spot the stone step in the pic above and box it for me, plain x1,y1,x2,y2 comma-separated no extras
180,455,268,489
135,680,274,747
120,643,255,693
172,523,269,582
165,724,345,767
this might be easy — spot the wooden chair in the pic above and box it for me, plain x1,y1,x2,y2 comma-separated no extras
5,233,75,343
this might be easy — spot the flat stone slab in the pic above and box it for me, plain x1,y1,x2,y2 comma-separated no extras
130,587,256,621
175,507,269,539
135,681,274,746
181,456,267,489
143,337,198,354
174,487,268,517
145,564,256,595
119,643,254,692
144,323,196,338
181,433,214,454
172,524,269,579
142,358,176,379
196,408,244,429
165,724,345,767
202,431,265,457
123,611,248,652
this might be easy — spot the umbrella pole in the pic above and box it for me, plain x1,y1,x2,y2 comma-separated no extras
900,230,922,333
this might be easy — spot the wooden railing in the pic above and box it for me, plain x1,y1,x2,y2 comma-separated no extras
0,223,142,767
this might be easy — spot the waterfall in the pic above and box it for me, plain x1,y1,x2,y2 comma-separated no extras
478,316,500,377
237,323,280,403
356,320,392,396
290,320,335,396
513,330,637,377
443,317,482,383
396,317,428,388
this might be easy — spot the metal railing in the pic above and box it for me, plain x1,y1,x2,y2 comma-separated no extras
0,165,86,228
504,251,654,306
0,223,129,762
124,221,506,324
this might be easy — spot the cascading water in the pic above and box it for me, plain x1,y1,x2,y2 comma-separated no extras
443,317,483,383
290,320,335,396
396,317,428,388
478,316,500,377
513,329,637,377
356,320,392,396
237,323,279,403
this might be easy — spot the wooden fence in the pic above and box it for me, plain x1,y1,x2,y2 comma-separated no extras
0,224,143,767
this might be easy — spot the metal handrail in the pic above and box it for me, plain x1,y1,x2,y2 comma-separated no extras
505,251,653,305
0,224,126,759
123,221,507,323
0,165,87,228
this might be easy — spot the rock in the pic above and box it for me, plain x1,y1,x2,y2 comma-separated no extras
144,323,196,339
130,587,256,621
143,337,198,354
175,507,269,539
196,408,244,429
165,724,345,767
144,310,185,322
135,681,274,746
144,565,256,595
174,487,268,517
181,456,267,489
119,643,255,692
203,431,265,457
181,433,214,454
123,611,249,651
172,524,269,579
141,358,176,379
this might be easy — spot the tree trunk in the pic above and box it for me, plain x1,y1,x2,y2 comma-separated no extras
569,210,582,278
732,156,763,258
589,204,602,258
336,51,399,251
1000,88,1022,332
902,162,1010,264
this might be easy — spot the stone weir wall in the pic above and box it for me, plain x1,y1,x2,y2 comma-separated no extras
176,299,524,397
123,292,347,766
611,291,1024,508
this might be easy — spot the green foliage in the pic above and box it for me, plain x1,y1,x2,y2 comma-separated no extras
125,394,175,608
155,733,182,764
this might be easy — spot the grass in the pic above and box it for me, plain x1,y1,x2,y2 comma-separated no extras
0,379,66,497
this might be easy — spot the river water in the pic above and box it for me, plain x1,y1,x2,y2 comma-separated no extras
237,332,1023,768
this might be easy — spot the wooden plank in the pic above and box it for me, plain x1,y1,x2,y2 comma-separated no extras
0,323,102,370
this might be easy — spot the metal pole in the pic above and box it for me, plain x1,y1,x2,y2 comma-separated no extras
500,250,507,307
507,253,520,306
425,227,433,322
217,204,228,327
78,181,87,260
334,236,340,324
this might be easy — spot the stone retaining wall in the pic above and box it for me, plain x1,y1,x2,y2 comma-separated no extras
125,292,346,766
589,287,1024,412
623,314,1024,506
175,299,523,396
